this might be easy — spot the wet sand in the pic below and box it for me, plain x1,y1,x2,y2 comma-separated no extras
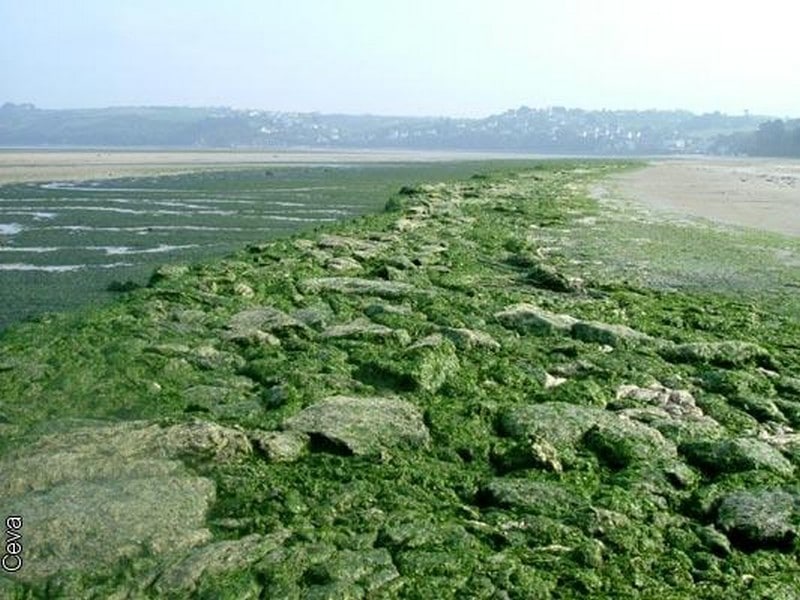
612,159,800,237
0,149,534,184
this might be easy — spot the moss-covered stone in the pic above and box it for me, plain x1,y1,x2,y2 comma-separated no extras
715,489,799,549
283,395,430,456
661,341,774,368
679,438,795,477
495,303,578,335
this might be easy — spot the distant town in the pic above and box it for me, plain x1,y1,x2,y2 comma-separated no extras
1,102,798,156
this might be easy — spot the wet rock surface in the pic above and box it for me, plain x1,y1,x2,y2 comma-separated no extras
283,395,431,456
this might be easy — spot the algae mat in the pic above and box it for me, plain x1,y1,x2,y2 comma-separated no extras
1,161,800,598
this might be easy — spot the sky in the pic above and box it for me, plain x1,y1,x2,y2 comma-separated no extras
1,0,799,118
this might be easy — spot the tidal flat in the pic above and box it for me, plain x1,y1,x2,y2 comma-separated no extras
1,160,799,598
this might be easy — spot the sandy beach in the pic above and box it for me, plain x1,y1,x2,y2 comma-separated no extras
0,149,534,185
612,158,800,237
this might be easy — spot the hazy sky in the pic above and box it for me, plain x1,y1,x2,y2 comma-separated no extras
2,0,799,117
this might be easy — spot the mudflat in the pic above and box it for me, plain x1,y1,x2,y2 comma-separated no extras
612,158,800,236
0,149,533,184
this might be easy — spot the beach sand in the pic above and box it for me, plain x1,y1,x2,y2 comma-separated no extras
611,158,800,237
0,149,533,185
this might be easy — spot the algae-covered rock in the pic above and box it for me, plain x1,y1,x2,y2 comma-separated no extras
679,438,795,477
149,263,190,284
495,303,577,335
292,302,335,330
583,419,677,468
0,420,238,582
224,306,306,338
439,326,501,350
614,383,704,420
326,256,363,272
250,430,309,462
491,436,563,473
571,320,651,346
525,262,577,293
715,489,799,549
403,334,460,392
661,341,773,368
299,277,420,298
153,530,291,595
321,318,407,343
1,477,215,582
283,395,430,456
500,402,612,448
480,479,587,519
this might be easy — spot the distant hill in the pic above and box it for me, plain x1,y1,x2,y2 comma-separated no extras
712,119,800,157
0,102,770,155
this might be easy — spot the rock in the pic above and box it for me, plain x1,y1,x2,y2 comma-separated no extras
292,303,335,330
728,394,787,423
679,438,795,477
614,383,704,419
0,477,214,582
225,307,306,336
715,489,799,549
300,277,420,298
525,263,576,293
321,318,405,342
283,396,430,456
318,234,382,259
233,282,255,298
544,373,568,389
492,436,563,473
153,531,291,595
499,402,613,467
251,431,309,462
660,341,773,368
480,479,585,518
150,264,190,284
495,303,578,335
571,320,651,346
583,419,678,468
403,335,460,393
326,256,363,272
440,327,501,350
693,525,732,557
617,407,725,446
500,402,612,449
0,420,246,581
500,402,676,468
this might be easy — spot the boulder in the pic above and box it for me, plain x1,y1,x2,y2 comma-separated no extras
614,383,704,419
480,479,586,519
300,277,420,298
679,438,795,477
283,396,430,456
495,303,577,335
571,320,651,346
153,531,291,595
660,341,773,368
250,430,309,463
440,327,501,350
403,335,460,393
326,257,363,272
583,419,678,468
716,489,799,549
321,318,406,343
0,419,250,581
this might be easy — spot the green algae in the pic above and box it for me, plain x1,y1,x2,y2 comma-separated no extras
1,160,799,597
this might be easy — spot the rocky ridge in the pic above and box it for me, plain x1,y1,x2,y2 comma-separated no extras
0,163,799,598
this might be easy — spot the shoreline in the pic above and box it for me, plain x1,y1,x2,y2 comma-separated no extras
611,158,800,237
